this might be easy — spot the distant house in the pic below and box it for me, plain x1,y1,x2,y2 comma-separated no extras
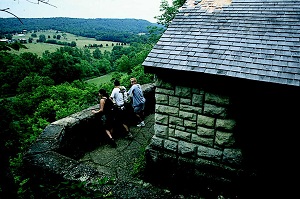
143,0,300,197
0,39,9,43
19,38,27,44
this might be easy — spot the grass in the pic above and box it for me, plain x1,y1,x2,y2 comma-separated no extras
12,29,122,57
85,74,113,87
14,42,61,56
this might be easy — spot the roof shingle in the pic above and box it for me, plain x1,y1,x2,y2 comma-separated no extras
143,0,300,87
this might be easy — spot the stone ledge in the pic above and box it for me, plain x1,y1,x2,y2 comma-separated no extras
23,84,156,193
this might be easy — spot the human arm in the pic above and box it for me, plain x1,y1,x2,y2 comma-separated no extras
128,86,134,97
92,98,105,114
110,88,117,104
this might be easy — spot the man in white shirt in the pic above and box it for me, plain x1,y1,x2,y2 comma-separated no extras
110,79,132,138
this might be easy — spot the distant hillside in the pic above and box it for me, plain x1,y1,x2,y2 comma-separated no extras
0,17,163,43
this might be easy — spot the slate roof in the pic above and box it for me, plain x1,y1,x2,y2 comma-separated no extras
143,0,300,87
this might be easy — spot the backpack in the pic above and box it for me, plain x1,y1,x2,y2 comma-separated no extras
119,86,129,103
104,98,114,113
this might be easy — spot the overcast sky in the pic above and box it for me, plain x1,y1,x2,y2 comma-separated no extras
0,0,173,23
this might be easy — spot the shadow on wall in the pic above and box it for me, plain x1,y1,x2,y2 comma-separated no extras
232,88,300,197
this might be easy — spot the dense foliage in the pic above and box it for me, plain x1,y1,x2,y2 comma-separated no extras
0,18,163,43
0,28,160,197
155,0,186,27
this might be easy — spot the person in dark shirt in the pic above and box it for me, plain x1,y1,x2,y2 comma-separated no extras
92,89,116,147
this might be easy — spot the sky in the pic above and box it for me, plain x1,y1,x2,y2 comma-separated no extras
0,0,173,23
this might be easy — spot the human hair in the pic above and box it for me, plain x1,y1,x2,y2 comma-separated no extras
99,89,109,98
114,79,120,86
130,77,137,83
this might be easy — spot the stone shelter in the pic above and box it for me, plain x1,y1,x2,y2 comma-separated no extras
143,0,300,197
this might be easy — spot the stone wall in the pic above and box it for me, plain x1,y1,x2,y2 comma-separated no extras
23,104,109,189
23,83,155,191
145,78,250,194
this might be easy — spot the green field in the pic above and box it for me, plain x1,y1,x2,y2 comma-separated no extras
85,74,113,87
12,30,121,56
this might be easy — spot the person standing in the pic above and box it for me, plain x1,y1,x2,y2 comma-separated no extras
92,89,117,148
128,77,146,127
110,79,133,138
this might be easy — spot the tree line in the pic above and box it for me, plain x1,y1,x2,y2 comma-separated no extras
0,17,163,43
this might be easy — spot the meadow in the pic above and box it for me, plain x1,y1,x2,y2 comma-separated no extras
12,29,121,56
85,74,113,87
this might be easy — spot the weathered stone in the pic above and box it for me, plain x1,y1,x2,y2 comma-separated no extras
180,104,202,114
196,126,215,137
38,124,64,140
149,136,164,149
155,93,168,105
178,141,197,156
169,96,180,107
223,148,243,166
192,94,204,107
175,86,192,97
154,123,169,138
155,80,173,89
191,134,214,147
216,119,236,131
169,116,183,126
156,104,179,116
174,129,191,141
156,87,174,95
24,151,78,176
184,120,197,129
197,145,222,161
205,92,230,106
215,131,235,147
69,108,95,121
168,128,175,137
192,88,202,94
164,139,178,152
204,103,227,118
197,114,215,127
64,162,101,181
52,116,80,128
179,111,197,120
27,139,61,154
155,113,168,125
180,98,191,105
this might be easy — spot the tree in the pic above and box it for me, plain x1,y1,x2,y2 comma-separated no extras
93,48,103,59
115,54,130,73
155,0,186,27
94,58,111,74
147,26,165,44
6,34,13,40
70,41,76,47
74,60,95,79
38,34,46,42
0,42,27,51
17,73,54,94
